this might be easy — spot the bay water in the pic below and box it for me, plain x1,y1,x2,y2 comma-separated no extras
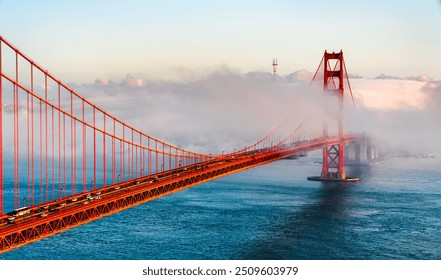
1,156,440,260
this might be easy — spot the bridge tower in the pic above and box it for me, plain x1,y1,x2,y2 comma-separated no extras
308,50,359,182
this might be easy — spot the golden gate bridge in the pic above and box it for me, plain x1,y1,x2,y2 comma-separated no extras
0,37,358,253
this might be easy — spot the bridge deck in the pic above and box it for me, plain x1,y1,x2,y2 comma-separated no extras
0,136,353,254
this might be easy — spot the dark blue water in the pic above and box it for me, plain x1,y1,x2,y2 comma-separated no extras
1,156,440,260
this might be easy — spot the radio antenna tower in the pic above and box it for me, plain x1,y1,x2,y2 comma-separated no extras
272,58,278,75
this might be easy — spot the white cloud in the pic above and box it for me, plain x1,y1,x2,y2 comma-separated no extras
68,69,440,157
352,79,430,111
406,74,432,82
72,69,324,153
94,78,110,86
346,77,441,156
122,74,144,88
285,69,313,82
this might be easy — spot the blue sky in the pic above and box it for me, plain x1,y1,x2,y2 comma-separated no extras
0,1,440,159
1,0,440,82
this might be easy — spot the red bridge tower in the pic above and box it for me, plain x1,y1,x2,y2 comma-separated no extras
308,50,359,182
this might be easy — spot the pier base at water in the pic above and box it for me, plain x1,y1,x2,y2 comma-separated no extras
307,176,359,182
307,171,359,182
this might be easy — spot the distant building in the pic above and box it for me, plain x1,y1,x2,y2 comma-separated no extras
345,133,379,165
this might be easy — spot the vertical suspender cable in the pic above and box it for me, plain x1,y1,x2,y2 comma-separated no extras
127,131,130,179
52,105,55,199
140,134,143,177
112,119,116,184
63,114,66,196
71,93,74,194
122,126,125,181
58,84,61,198
73,102,77,194
103,114,106,187
169,146,171,171
93,107,96,190
162,144,165,172
155,141,158,173
82,100,86,192
131,130,134,179
135,133,138,178
119,124,122,181
27,79,30,205
31,66,35,206
14,52,19,209
45,74,48,201
39,100,43,203
148,138,151,176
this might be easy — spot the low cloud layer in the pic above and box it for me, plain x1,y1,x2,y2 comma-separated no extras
72,70,323,153
352,79,431,111
348,78,441,157
69,69,441,157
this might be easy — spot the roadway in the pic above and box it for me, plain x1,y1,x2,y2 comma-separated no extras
0,136,355,253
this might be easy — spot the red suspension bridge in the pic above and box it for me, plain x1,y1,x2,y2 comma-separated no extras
0,37,357,253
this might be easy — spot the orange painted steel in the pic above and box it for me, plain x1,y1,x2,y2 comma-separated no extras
310,50,356,181
0,36,357,254
0,136,354,253
0,36,217,215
